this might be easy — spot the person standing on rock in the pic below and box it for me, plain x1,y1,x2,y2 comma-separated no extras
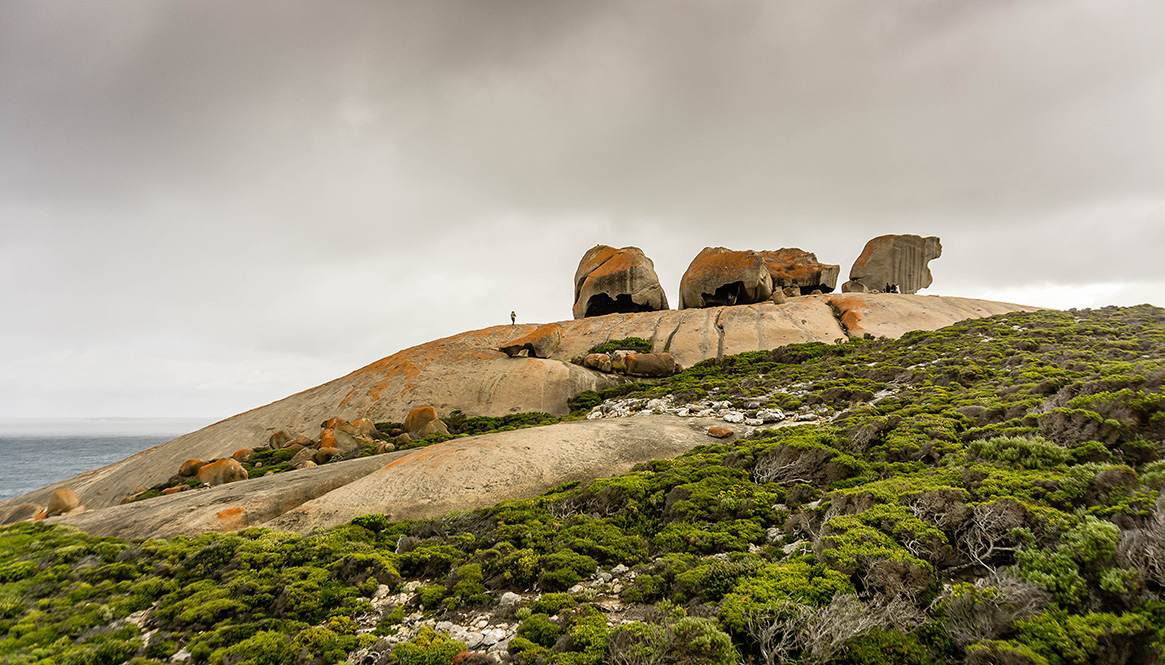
510,311,516,325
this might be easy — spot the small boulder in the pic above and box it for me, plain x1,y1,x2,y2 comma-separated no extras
163,485,189,496
350,418,378,438
45,488,81,517
572,245,669,318
404,407,450,437
333,422,363,453
707,427,734,439
289,448,317,469
848,234,942,294
232,448,254,463
783,286,799,298
771,290,788,305
178,459,208,477
321,416,347,429
758,248,839,295
290,435,315,448
583,353,613,373
267,430,293,450
610,350,632,373
394,432,411,446
197,459,249,486
623,353,678,377
679,247,773,309
314,446,341,465
498,323,563,358
376,441,396,454
841,280,869,293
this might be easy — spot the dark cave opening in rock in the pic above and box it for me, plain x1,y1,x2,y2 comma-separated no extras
796,284,834,295
703,282,746,307
584,293,658,317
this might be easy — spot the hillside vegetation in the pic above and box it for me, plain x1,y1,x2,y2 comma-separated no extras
2,305,1163,665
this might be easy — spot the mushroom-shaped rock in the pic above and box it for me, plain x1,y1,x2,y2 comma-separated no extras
758,248,840,295
178,459,208,477
848,235,942,294
197,459,249,487
623,353,678,377
572,245,669,318
679,247,773,309
498,323,563,358
45,488,81,518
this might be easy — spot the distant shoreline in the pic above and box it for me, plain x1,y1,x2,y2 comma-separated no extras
0,417,215,437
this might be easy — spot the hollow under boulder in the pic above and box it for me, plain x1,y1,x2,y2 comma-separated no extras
758,248,840,295
679,247,773,309
573,245,669,318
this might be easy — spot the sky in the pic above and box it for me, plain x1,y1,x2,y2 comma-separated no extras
1,1,1163,421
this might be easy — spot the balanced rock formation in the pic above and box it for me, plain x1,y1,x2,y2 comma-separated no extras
679,247,773,309
849,235,942,294
758,248,840,295
573,245,668,318
45,488,81,518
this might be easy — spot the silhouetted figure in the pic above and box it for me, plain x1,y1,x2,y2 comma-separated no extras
510,311,516,325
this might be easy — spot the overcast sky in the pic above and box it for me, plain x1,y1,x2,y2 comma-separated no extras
1,1,1162,421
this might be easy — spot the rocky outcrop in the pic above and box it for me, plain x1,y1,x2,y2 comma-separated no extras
498,323,563,358
679,247,773,308
45,489,81,518
758,248,840,295
0,294,1038,515
849,235,942,294
572,245,668,318
197,459,248,487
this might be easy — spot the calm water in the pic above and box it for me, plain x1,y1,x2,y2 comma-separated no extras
0,418,213,501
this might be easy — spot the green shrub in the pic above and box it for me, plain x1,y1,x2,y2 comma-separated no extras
588,337,653,355
517,612,562,648
969,436,1071,470
388,626,465,665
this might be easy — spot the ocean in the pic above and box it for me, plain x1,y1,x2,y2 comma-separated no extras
0,418,214,502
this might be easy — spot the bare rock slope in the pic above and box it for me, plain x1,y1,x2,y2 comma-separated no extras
4,294,1038,532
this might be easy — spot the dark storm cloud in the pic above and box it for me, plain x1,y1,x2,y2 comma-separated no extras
0,1,1162,418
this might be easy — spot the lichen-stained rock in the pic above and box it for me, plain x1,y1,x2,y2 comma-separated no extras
178,459,208,477
758,248,840,295
849,235,942,294
197,459,248,487
268,430,293,450
583,353,613,373
623,352,678,377
498,322,563,358
679,247,773,309
45,489,81,518
573,245,669,318
404,406,450,438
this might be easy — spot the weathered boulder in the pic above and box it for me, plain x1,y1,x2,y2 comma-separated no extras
178,459,208,477
758,248,840,295
771,290,788,305
314,446,341,465
350,418,378,439
841,280,869,293
679,247,773,308
321,417,346,429
289,448,316,470
268,430,293,450
0,502,43,525
849,235,942,294
707,426,734,439
163,485,188,496
290,435,315,448
583,353,613,373
197,459,248,487
572,245,668,318
623,353,678,377
498,323,563,358
232,448,254,463
404,406,450,437
45,488,81,518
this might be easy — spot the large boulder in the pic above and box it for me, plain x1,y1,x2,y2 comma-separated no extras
572,245,668,318
197,459,249,487
623,353,679,377
679,247,773,309
758,248,840,295
178,459,208,477
404,406,450,437
499,323,563,358
849,235,942,294
45,488,81,518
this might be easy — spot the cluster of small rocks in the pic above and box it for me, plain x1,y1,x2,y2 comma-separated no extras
585,392,789,427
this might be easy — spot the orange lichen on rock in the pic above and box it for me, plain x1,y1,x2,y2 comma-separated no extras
216,506,247,531
828,295,868,337
679,247,773,309
572,245,668,318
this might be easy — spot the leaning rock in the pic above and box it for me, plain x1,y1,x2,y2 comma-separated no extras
623,353,678,377
841,280,869,293
848,235,942,294
45,488,81,518
679,247,773,308
572,245,669,318
178,459,208,477
498,323,563,358
758,248,839,295
197,459,248,487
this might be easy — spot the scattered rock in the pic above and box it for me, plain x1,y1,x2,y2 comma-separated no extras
405,407,450,438
290,435,315,448
758,248,839,295
376,442,396,454
572,245,669,318
232,448,254,463
45,488,81,518
289,447,317,469
679,247,773,308
707,426,734,438
267,430,293,450
197,459,249,487
582,353,613,373
498,323,563,358
178,459,208,477
497,592,522,610
841,280,869,293
322,416,347,429
351,418,378,438
848,234,942,294
395,433,412,446
723,411,745,423
623,352,678,377
314,446,341,465
771,290,787,305
163,485,188,496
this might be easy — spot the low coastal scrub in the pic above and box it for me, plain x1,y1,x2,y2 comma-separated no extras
2,306,1164,663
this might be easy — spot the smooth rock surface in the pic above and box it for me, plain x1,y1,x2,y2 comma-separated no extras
849,234,942,294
